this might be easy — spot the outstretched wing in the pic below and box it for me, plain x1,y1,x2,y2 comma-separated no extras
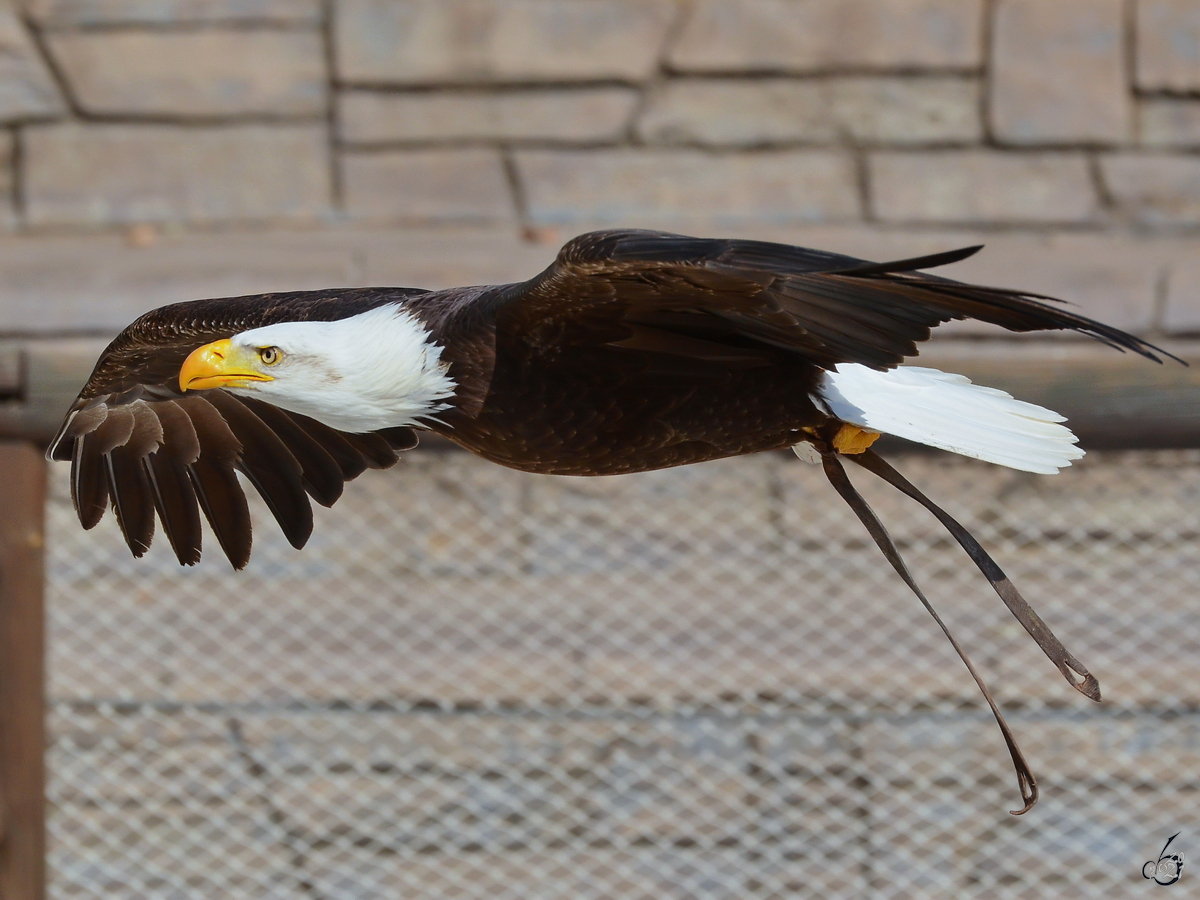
486,229,1170,371
49,288,428,569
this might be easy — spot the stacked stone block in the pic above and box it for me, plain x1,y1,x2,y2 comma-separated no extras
0,0,1196,234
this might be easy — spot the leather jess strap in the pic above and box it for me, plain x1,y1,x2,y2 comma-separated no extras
813,443,1101,815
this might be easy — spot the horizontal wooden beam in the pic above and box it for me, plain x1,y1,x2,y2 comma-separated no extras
0,339,108,444
1,337,1198,449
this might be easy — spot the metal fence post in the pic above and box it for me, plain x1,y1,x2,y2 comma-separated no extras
0,442,46,900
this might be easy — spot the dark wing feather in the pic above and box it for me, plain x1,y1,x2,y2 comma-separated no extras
106,447,156,557
176,395,252,567
145,451,203,566
91,406,136,454
341,428,416,467
71,428,109,530
188,454,254,570
205,392,313,551
487,229,1171,372
237,396,346,507
289,414,373,482
48,288,427,568
147,399,205,564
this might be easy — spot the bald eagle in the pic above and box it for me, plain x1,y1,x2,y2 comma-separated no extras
48,229,1171,812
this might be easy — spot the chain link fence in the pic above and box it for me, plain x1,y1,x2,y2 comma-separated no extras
43,448,1200,899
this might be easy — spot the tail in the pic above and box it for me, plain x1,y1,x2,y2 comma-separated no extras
818,364,1082,475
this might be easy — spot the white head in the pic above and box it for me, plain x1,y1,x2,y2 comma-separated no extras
178,305,457,433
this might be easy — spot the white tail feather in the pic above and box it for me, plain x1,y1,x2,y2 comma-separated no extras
818,364,1083,475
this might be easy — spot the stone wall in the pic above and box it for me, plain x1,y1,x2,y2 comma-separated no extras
1,0,1199,234
5,0,1200,416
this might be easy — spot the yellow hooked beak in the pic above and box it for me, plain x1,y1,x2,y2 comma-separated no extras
179,339,274,392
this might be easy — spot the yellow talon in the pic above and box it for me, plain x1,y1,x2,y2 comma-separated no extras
833,423,882,455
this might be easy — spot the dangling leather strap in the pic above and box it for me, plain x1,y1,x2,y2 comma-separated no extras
819,449,1039,815
851,449,1100,703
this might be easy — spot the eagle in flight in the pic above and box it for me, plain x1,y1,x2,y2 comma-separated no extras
48,229,1172,813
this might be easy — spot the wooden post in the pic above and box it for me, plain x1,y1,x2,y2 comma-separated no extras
0,442,46,900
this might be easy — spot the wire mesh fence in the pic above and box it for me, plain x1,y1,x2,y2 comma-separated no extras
44,448,1200,899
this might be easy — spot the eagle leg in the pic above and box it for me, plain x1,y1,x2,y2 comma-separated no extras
832,423,881,455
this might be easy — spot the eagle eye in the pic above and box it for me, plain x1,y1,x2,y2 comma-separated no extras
259,346,282,366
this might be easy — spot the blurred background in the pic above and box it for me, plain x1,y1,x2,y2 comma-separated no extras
1,1,1200,898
